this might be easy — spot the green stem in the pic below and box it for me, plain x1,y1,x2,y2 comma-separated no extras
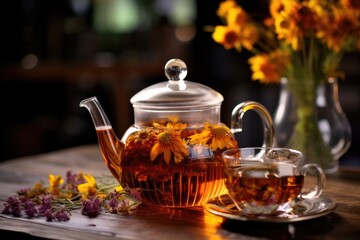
285,79,335,173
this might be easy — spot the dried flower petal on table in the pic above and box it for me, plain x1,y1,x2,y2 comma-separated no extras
1,171,142,222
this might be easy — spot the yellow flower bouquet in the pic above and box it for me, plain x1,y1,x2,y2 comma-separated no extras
211,0,359,172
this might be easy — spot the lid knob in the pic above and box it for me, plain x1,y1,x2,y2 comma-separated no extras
131,58,223,109
165,58,187,81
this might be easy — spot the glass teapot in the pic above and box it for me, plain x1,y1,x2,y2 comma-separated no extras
80,58,274,207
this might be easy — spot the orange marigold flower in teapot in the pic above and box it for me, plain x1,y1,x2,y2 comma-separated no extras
150,129,188,164
189,122,237,151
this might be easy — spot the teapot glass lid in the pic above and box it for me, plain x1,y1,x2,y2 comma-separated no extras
130,59,224,110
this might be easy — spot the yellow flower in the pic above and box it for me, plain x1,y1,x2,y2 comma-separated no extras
48,174,64,196
189,123,237,151
270,0,285,18
210,125,237,150
293,2,320,32
237,23,258,50
127,130,154,145
271,1,322,50
153,121,187,131
212,25,241,50
49,174,64,186
249,54,275,83
213,2,257,51
249,50,290,84
166,122,187,131
227,6,248,27
114,185,124,192
212,23,258,51
270,0,297,16
77,174,97,198
317,5,360,52
216,0,238,19
150,130,188,164
274,10,302,50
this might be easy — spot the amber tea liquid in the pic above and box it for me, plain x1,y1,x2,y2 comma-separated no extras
225,165,304,214
96,125,238,207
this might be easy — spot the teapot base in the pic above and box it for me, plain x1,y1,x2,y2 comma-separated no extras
121,161,228,208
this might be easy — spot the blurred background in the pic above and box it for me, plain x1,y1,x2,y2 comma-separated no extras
0,0,359,167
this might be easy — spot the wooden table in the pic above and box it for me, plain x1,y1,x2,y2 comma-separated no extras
1,145,359,240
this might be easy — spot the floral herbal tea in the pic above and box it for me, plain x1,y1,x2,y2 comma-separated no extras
225,165,304,215
96,122,238,207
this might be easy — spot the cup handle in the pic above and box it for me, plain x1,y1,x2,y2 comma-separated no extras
299,163,326,199
230,101,274,147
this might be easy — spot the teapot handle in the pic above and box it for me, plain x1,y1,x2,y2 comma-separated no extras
231,101,275,147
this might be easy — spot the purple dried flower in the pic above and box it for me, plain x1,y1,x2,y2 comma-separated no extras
54,208,71,221
23,199,37,218
64,172,76,191
107,196,119,213
1,205,11,215
44,207,71,222
67,171,85,185
45,209,54,221
126,187,142,202
38,194,53,216
65,171,85,192
66,171,76,182
41,193,53,204
2,196,21,217
82,196,101,217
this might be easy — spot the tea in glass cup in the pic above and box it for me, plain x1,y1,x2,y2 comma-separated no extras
222,147,325,216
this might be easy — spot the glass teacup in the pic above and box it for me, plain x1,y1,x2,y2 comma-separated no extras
222,147,325,216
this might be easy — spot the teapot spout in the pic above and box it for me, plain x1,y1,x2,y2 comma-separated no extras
80,97,124,180
80,96,112,128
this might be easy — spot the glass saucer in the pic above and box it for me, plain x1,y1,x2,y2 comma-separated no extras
205,194,335,223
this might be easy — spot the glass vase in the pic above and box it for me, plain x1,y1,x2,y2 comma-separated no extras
274,77,351,174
